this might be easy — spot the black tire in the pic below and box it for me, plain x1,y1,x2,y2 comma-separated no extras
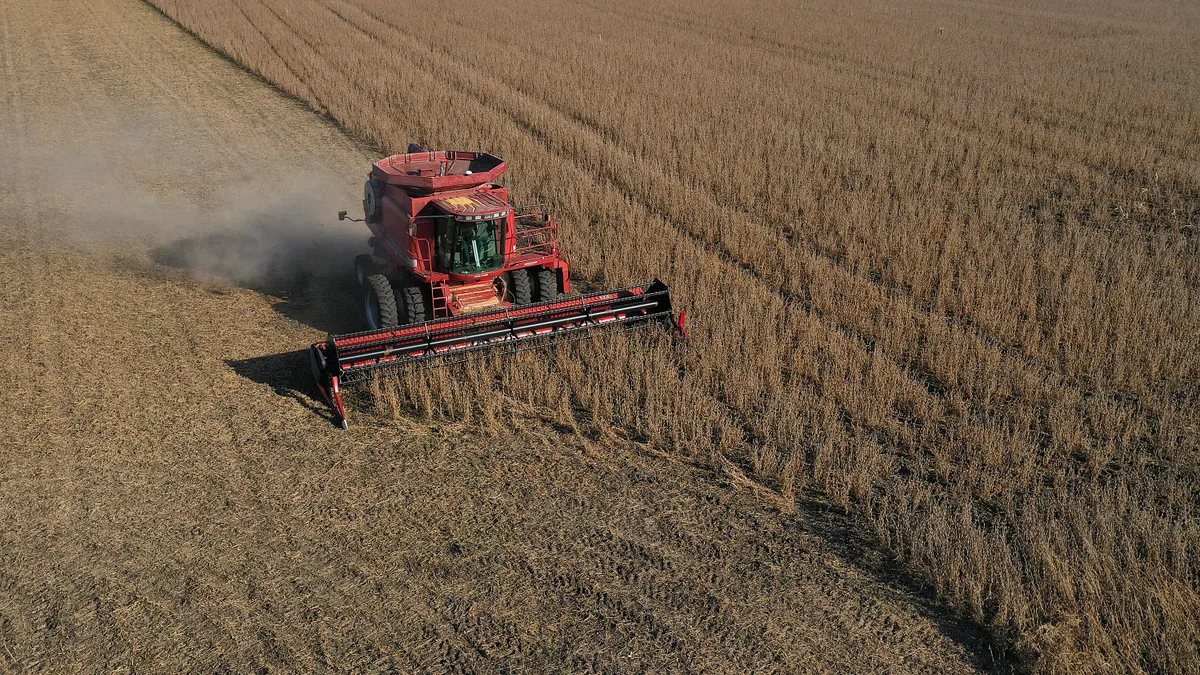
534,268,559,302
363,179,383,224
354,254,377,287
510,268,533,305
397,284,427,325
364,274,398,329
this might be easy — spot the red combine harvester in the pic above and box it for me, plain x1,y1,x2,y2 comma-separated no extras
310,146,686,428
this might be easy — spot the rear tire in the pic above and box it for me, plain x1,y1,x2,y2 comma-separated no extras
354,254,377,287
534,268,559,302
364,274,399,329
397,284,427,324
510,268,533,305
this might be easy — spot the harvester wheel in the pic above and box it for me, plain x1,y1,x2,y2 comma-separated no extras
363,179,383,224
398,285,427,324
364,274,399,329
510,268,533,305
354,254,377,287
535,268,560,302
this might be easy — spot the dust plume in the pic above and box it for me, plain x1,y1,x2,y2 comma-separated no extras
145,181,365,288
10,102,366,288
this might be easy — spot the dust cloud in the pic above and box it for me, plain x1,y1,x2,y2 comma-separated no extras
11,103,367,289
144,182,366,288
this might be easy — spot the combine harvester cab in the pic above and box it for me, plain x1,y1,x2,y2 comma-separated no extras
311,147,686,428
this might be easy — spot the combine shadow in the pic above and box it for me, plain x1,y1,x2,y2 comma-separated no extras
150,230,364,335
148,229,369,427
789,495,1016,673
226,349,345,428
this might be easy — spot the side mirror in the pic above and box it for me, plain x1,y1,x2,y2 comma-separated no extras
337,210,347,221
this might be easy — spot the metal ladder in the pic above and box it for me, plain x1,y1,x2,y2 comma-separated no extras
430,282,451,319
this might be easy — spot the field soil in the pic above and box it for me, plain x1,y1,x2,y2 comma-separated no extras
0,0,1000,671
136,0,1200,671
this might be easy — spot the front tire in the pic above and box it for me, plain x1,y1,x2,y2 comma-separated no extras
534,268,559,302
364,274,399,329
397,284,427,324
510,268,533,305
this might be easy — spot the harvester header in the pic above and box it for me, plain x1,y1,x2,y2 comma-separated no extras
310,281,684,427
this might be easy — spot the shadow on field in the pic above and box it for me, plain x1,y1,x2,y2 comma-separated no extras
226,349,344,427
785,495,1015,673
150,231,364,334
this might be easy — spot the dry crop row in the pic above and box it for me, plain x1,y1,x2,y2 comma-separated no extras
147,0,1200,671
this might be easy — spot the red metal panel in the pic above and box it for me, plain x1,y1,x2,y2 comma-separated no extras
332,287,642,350
372,150,506,192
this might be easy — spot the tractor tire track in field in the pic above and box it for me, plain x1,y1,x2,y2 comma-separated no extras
0,0,997,671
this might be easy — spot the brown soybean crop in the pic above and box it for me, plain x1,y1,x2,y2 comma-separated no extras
148,0,1200,671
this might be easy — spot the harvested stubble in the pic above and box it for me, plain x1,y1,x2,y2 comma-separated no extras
149,0,1200,671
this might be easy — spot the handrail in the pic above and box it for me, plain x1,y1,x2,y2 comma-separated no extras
513,221,560,257
412,237,434,267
